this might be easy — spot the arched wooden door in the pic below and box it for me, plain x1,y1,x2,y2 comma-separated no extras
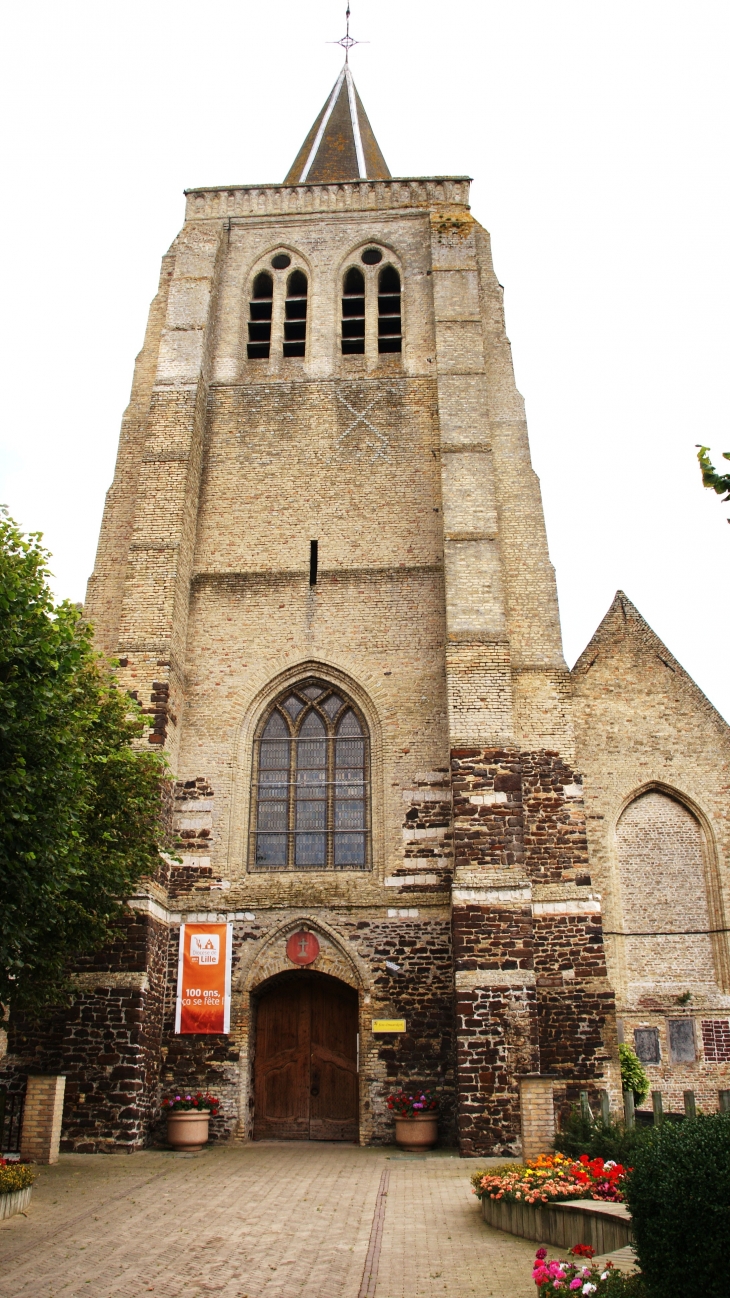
253,972,358,1141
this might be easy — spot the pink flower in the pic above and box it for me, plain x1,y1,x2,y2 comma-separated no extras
570,1281,582,1291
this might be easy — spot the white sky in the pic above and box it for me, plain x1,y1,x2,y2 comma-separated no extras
1,1,728,718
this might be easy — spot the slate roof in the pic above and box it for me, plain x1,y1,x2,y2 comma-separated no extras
284,64,390,185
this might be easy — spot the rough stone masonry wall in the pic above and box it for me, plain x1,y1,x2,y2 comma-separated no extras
155,910,456,1148
0,912,169,1153
451,747,617,1157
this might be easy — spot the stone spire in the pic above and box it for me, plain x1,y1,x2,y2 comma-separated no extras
284,64,390,185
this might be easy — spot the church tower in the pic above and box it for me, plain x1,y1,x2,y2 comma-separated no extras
5,37,728,1160
81,60,620,1153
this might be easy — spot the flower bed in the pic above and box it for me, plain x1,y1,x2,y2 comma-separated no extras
532,1246,643,1295
471,1153,628,1206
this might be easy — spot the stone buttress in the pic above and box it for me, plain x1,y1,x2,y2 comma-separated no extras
432,210,618,1154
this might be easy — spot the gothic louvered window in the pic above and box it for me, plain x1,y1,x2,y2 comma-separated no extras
247,272,273,359
251,680,370,871
378,266,402,353
284,270,308,358
341,267,365,355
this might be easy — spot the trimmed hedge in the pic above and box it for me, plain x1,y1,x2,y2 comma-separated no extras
625,1111,730,1298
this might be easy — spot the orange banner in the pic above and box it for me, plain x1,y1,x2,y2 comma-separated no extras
175,923,232,1034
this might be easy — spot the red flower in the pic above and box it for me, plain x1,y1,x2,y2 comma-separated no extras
569,1244,595,1258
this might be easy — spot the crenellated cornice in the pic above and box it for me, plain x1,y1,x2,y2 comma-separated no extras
183,176,471,222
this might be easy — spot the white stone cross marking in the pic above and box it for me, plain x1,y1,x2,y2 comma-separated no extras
332,388,393,462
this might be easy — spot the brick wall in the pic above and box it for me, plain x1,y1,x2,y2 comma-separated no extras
573,593,730,1113
451,747,617,1156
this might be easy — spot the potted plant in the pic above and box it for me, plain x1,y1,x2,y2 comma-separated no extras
0,1159,36,1220
161,1091,220,1151
387,1089,439,1152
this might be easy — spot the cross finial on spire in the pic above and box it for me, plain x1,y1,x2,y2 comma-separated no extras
285,10,388,185
329,3,366,62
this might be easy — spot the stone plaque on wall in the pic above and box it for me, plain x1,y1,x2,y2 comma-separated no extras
668,1019,696,1063
634,1027,660,1064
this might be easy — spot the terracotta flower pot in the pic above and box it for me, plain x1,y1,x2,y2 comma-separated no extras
394,1110,438,1152
166,1110,210,1152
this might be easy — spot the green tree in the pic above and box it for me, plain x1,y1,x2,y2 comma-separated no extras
0,509,170,1012
697,445,730,520
619,1043,649,1105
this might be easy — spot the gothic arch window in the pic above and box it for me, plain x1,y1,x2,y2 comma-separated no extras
247,271,273,359
284,270,308,357
341,267,365,354
250,679,370,871
615,789,719,993
378,266,402,353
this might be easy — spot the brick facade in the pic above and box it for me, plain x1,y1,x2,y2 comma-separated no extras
3,98,729,1155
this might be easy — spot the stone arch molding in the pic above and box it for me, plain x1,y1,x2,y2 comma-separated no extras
225,657,386,876
234,913,371,995
245,242,314,290
336,238,404,283
613,780,717,843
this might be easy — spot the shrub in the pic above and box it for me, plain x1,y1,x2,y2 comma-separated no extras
624,1111,730,1298
619,1044,649,1105
601,1273,647,1297
555,1104,651,1165
0,1162,36,1195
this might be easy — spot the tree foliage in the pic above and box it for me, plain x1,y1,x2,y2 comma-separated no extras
0,509,170,1012
697,445,730,520
619,1043,650,1104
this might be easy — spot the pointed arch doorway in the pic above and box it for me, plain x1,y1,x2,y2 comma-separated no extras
253,971,359,1141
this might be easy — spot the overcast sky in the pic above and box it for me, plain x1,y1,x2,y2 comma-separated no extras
1,0,728,718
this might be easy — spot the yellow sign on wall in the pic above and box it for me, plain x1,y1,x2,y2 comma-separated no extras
371,1019,406,1033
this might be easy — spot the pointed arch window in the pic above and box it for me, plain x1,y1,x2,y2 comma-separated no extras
341,267,365,355
284,270,308,357
251,680,370,871
247,271,273,359
378,266,402,353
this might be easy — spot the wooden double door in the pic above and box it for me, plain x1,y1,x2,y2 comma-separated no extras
253,972,359,1141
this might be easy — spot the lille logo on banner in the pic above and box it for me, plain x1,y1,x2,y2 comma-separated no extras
175,923,232,1034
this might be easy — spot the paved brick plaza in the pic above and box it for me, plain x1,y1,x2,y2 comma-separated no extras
0,1143,542,1298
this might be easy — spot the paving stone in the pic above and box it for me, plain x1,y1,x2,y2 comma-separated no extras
0,1145,540,1298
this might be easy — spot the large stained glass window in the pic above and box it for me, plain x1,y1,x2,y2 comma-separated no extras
251,680,370,871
